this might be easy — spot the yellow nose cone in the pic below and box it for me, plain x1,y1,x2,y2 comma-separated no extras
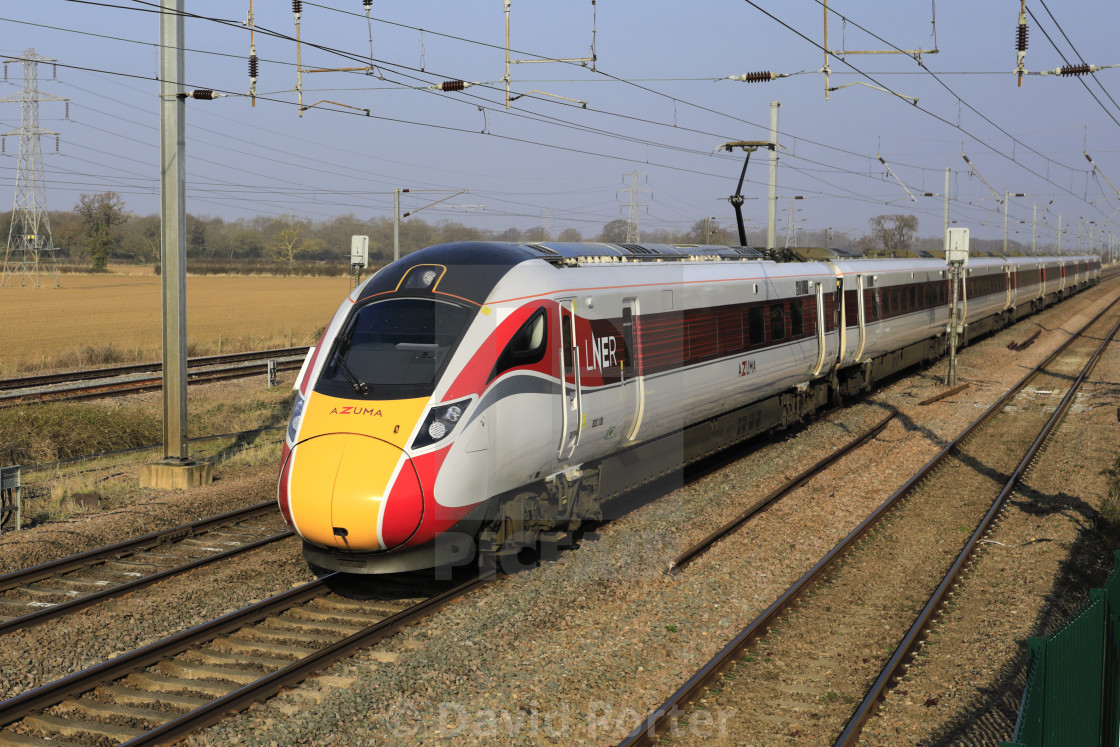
286,433,424,551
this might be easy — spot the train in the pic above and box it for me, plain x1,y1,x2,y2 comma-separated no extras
277,241,1100,574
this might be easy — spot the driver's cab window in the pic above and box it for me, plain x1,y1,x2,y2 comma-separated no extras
493,308,548,379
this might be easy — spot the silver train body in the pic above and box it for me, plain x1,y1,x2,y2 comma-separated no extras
277,242,1100,573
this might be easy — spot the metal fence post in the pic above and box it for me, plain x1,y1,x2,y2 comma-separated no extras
1104,551,1120,746
0,465,20,533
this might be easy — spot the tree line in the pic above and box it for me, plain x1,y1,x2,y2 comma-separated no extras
1,193,1049,275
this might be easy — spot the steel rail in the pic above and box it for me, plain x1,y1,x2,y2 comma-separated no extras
0,501,277,592
0,359,304,407
620,294,1120,747
834,303,1120,746
0,529,294,636
0,580,328,728
0,347,308,392
665,411,897,574
121,574,489,746
0,574,487,743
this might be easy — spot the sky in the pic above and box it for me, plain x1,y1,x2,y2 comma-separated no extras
2,0,1120,251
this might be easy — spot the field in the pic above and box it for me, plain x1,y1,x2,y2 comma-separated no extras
0,271,354,375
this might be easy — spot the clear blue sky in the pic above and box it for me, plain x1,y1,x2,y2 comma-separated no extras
2,0,1119,249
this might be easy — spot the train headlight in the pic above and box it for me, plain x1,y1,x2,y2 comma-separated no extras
286,392,306,443
413,399,470,449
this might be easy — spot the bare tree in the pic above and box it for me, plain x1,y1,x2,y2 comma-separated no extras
272,214,307,269
866,214,919,257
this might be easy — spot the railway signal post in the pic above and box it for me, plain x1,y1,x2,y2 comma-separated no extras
945,227,970,386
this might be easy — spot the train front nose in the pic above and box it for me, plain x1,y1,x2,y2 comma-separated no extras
286,434,424,551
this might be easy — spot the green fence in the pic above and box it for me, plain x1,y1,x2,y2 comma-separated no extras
1003,550,1120,747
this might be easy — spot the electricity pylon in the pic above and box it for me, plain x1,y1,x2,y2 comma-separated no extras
2,48,67,288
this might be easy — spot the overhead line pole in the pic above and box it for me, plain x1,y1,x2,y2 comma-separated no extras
142,0,210,489
944,167,950,250
767,102,780,252
160,0,188,464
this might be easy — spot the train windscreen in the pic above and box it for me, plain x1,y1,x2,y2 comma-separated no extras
315,298,472,399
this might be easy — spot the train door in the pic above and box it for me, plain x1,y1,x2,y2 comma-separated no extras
621,298,645,441
557,299,583,460
855,274,867,362
812,282,828,376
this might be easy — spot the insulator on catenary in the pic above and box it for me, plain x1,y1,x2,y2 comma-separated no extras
363,0,372,10
249,54,259,79
730,71,776,83
1016,24,1028,51
181,89,216,100
292,0,302,15
436,79,466,92
1060,64,1093,77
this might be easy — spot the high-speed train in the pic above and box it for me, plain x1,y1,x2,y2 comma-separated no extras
278,241,1100,574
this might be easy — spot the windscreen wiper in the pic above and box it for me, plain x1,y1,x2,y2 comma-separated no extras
336,357,369,395
330,339,369,395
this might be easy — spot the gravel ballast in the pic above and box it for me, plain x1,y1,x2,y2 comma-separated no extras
1,280,1116,746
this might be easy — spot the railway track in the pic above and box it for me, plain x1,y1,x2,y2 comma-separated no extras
0,347,308,407
0,573,485,745
0,502,291,635
623,294,1120,746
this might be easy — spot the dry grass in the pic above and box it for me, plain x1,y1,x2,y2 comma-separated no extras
0,272,350,376
9,377,294,525
0,379,295,467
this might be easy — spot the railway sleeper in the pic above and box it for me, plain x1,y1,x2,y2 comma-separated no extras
181,647,293,671
124,671,235,699
158,659,262,686
23,712,145,743
94,684,210,713
59,697,173,727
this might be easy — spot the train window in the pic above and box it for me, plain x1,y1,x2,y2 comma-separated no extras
871,290,882,321
790,299,804,337
493,308,548,379
622,306,635,376
562,313,574,376
716,308,743,354
909,286,917,310
316,298,471,400
686,314,717,362
748,306,765,345
769,303,786,341
845,290,859,327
